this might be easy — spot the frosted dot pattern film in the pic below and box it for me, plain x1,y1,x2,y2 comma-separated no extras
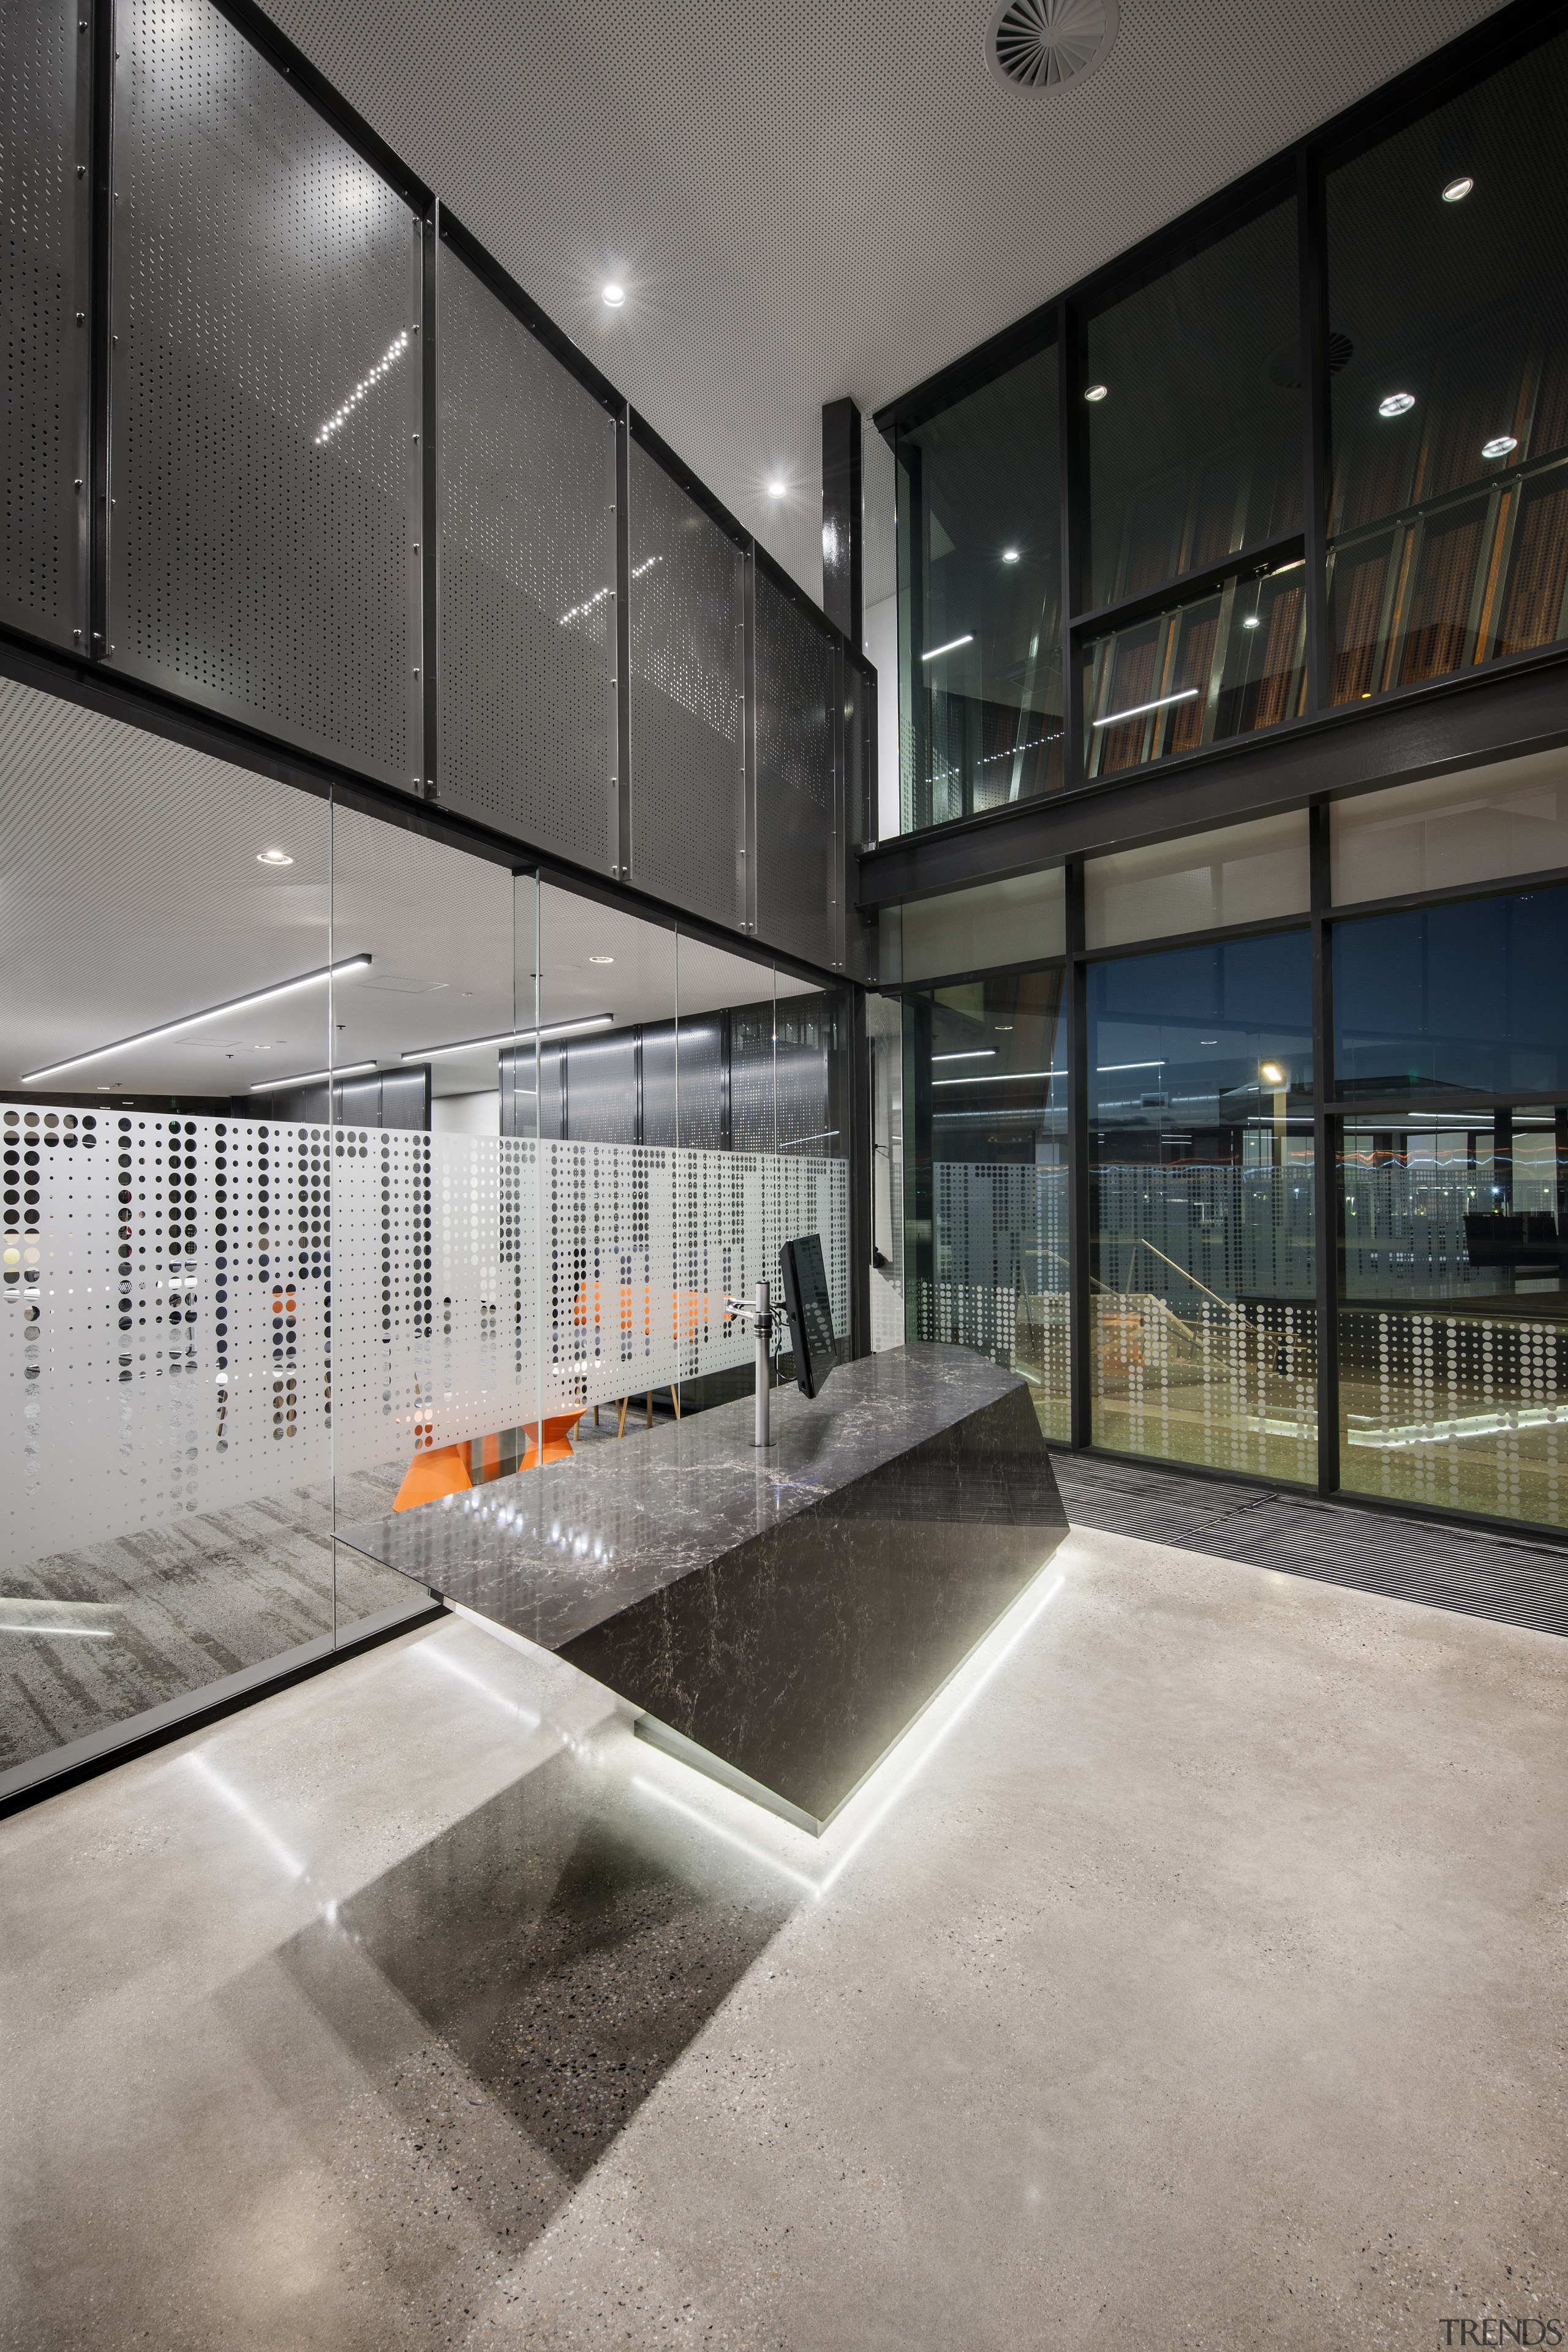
0,0,85,644
437,244,617,863
2,1102,845,1570
108,0,420,789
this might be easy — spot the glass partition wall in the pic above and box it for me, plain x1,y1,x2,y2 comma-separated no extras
0,682,850,1800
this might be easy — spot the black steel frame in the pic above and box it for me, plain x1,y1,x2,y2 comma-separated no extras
870,0,1568,869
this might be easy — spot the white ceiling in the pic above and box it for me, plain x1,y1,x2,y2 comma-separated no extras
261,0,1503,605
0,678,811,1101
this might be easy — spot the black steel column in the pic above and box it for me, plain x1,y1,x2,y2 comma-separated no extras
420,207,440,801
821,398,862,647
741,543,758,935
1058,296,1089,795
903,995,933,1343
1065,859,1091,1448
896,441,927,832
847,985,872,1359
1310,802,1340,1496
614,404,631,882
1297,148,1331,715
86,0,115,662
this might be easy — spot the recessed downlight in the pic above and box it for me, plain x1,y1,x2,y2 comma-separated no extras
1378,391,1416,418
1242,616,1261,630
766,477,786,499
1441,176,1474,203
257,847,293,866
1001,547,1020,563
1482,434,1518,459
602,282,625,308
588,955,615,965
1085,383,1109,402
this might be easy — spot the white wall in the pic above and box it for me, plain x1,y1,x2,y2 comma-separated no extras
432,1089,500,1137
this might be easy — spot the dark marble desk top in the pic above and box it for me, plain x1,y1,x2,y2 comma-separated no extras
341,1344,1047,1651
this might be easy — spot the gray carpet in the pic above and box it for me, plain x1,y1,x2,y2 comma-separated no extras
0,1464,414,1776
1053,1452,1568,1639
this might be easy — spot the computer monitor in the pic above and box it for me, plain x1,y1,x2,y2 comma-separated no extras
778,1234,835,1400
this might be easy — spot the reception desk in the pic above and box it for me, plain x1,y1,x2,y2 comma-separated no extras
343,1344,1069,1832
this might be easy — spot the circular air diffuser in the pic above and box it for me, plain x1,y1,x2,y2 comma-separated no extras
988,0,1118,91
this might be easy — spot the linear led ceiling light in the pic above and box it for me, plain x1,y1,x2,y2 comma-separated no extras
402,1013,614,1061
933,1050,996,1063
251,1060,377,1092
315,330,409,446
22,955,372,1085
1091,690,1197,729
921,635,973,662
933,1068,1061,1086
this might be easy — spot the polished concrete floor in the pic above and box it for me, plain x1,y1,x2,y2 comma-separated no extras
2,1516,1566,2350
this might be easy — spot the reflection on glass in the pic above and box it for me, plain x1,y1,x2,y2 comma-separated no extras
1325,28,1568,703
1332,884,1568,1100
1337,1107,1567,1528
895,341,1064,831
1088,934,1316,1480
1086,202,1302,612
904,971,1069,1439
1084,557,1307,775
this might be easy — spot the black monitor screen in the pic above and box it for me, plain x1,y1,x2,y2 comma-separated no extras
779,1234,835,1400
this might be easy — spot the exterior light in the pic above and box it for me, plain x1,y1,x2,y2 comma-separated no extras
1379,392,1416,418
602,283,625,307
1085,384,1109,402
921,635,973,662
1261,1062,1284,1085
1482,434,1518,459
1441,176,1474,203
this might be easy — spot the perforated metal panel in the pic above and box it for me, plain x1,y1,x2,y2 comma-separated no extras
108,0,420,790
437,245,616,861
755,575,840,968
627,443,745,928
0,0,85,644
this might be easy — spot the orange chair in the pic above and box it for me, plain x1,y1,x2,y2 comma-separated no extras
520,1411,585,1469
393,1442,473,1512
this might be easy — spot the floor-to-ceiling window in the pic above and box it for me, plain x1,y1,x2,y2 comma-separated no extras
1087,932,1316,1483
894,339,1064,832
1324,23,1568,708
1331,880,1568,1529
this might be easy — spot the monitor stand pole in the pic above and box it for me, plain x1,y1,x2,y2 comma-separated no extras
724,1279,775,1447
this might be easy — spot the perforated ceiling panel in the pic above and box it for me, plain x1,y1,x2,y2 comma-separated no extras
627,442,745,930
258,0,1498,608
755,575,839,970
0,0,85,644
437,245,617,865
108,0,420,791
